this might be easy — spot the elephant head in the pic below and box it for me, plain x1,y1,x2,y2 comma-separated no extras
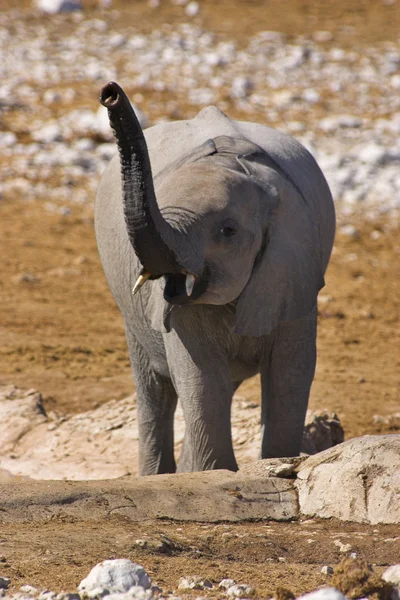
100,82,328,336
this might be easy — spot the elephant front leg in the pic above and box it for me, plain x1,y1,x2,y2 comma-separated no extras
126,335,177,476
260,307,317,458
164,332,237,473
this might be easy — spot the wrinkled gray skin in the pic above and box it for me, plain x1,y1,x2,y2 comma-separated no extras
95,84,335,475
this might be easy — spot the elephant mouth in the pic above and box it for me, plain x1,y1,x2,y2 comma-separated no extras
163,268,209,305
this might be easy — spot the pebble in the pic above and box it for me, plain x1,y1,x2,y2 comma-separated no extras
185,2,199,17
178,577,212,591
19,588,38,596
78,560,151,594
0,580,10,591
226,584,255,598
321,566,334,575
219,579,236,589
34,0,82,13
338,224,360,239
333,540,352,553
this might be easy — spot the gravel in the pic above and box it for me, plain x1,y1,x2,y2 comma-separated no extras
1,6,400,218
2,558,399,600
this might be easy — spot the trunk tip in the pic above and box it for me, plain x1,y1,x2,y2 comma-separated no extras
100,81,121,108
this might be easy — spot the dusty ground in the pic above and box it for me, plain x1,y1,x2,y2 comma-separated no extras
0,0,400,597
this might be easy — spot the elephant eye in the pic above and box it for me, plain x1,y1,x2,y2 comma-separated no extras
220,225,237,238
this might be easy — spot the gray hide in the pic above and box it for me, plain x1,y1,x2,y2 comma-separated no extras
95,99,335,475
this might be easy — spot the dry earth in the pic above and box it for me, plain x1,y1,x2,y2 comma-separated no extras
0,0,400,597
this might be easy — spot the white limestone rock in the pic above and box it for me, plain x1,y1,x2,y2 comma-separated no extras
296,435,400,524
78,560,151,594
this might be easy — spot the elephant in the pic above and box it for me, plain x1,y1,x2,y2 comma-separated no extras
95,81,335,476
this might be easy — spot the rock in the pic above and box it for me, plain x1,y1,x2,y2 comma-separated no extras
20,586,38,595
0,386,47,455
219,579,236,590
338,224,360,239
34,0,82,13
11,272,41,284
333,540,352,553
319,115,362,132
78,560,151,594
231,77,253,99
240,457,304,478
185,1,199,17
178,577,212,591
32,123,63,143
296,589,346,600
382,564,400,586
226,584,255,597
296,435,400,524
0,579,10,590
301,410,344,454
0,132,17,147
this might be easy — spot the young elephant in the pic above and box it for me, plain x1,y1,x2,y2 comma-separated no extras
95,82,335,476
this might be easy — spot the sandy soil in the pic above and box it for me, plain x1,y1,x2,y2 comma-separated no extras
0,0,400,596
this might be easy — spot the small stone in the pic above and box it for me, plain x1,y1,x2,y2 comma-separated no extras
231,76,253,99
12,272,41,284
321,566,334,576
339,224,359,239
34,0,82,13
20,586,39,595
312,31,333,43
0,579,10,590
226,584,255,598
185,1,199,16
334,540,352,553
86,587,110,599
0,132,17,147
178,577,213,591
219,580,236,590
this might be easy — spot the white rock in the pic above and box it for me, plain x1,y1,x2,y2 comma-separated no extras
20,586,38,595
339,224,359,239
78,560,151,594
185,1,199,17
333,540,352,553
296,435,400,524
0,132,17,147
32,123,63,143
219,579,236,590
319,115,362,132
321,566,334,575
226,584,255,598
178,577,212,591
34,0,82,13
382,564,400,585
296,589,346,600
231,77,253,99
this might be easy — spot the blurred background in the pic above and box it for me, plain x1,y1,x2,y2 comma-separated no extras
0,0,399,454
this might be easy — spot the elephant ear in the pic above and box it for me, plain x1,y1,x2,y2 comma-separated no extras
234,147,325,337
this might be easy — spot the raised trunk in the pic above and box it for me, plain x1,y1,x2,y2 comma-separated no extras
100,81,182,277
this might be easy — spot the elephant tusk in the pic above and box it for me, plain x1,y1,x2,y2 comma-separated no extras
185,273,196,297
132,271,151,295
